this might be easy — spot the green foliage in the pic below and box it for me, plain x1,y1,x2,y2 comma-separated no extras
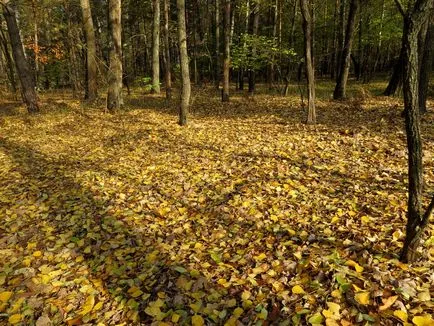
231,34,296,71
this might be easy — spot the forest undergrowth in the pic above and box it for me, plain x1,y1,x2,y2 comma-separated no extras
0,84,433,325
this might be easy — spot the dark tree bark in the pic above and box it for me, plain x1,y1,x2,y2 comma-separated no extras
300,0,316,124
384,34,405,96
107,0,123,112
333,0,360,99
0,22,17,95
395,0,434,263
215,0,220,88
2,0,39,113
163,0,171,99
335,0,345,79
222,0,230,102
152,0,160,93
177,0,190,125
418,15,433,113
248,3,259,95
80,0,98,101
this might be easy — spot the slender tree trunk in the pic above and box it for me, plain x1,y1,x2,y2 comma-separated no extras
373,0,385,74
152,0,160,93
163,0,171,99
397,0,434,263
248,3,259,95
336,0,345,79
222,0,230,101
80,0,98,101
177,0,190,125
300,0,316,124
31,0,39,86
215,0,220,88
239,0,250,91
107,0,122,112
2,1,39,113
0,24,17,95
418,17,433,113
383,42,404,96
333,0,360,99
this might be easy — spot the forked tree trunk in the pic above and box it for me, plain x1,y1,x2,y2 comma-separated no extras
397,0,434,263
177,0,190,125
107,0,122,112
333,0,360,99
80,0,98,101
222,0,230,102
152,0,160,93
163,0,171,99
300,0,316,124
2,1,39,113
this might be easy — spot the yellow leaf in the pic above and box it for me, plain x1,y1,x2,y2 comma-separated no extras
361,215,371,223
326,302,340,314
331,289,341,298
93,301,103,311
254,253,267,261
79,295,95,316
393,310,408,322
392,230,402,241
355,292,370,305
331,216,339,224
292,285,305,294
322,302,340,320
33,251,42,257
413,315,434,326
192,315,204,326
346,260,364,273
379,295,398,311
272,281,284,292
241,290,251,301
130,289,143,298
233,307,244,317
172,313,181,323
8,314,22,324
325,318,340,326
0,291,13,302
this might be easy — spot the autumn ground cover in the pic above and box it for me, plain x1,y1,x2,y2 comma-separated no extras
0,83,433,325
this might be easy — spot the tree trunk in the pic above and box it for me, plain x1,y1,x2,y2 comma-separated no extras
2,1,39,113
177,0,190,125
248,3,259,95
0,24,17,95
300,0,316,124
215,0,220,88
335,0,345,79
163,0,171,99
222,0,230,102
397,0,434,263
333,0,360,100
80,0,98,101
152,0,160,93
107,0,122,112
418,17,433,113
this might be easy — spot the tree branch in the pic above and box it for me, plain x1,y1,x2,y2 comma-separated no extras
423,195,434,222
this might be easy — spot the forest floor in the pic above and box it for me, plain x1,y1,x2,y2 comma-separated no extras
0,82,433,325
